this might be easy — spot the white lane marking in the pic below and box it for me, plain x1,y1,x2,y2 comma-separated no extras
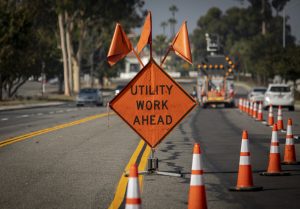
66,109,73,112
49,111,54,114
57,110,64,113
262,121,267,124
1,118,8,121
17,115,29,118
37,113,44,116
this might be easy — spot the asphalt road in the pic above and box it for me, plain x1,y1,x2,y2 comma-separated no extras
1,84,300,209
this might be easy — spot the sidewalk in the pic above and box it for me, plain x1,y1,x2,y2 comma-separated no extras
0,102,66,112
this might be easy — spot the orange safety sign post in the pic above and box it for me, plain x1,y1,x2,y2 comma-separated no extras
109,59,196,148
108,12,196,177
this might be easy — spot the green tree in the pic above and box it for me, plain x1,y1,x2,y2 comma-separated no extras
56,0,145,94
0,0,59,100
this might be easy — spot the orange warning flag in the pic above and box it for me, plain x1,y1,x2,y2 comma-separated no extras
136,11,152,54
107,23,132,66
171,21,192,64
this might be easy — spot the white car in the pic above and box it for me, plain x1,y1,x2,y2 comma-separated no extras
263,84,294,111
248,87,267,103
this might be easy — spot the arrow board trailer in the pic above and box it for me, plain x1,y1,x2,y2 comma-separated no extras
197,55,235,108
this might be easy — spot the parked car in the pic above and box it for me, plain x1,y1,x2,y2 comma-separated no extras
263,84,294,111
76,88,103,106
248,87,267,103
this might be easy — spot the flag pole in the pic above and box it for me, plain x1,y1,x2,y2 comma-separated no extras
160,46,172,67
132,48,144,67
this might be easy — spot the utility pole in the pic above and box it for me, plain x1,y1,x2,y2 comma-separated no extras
283,8,286,48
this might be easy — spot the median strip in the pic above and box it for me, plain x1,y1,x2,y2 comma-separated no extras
0,112,112,148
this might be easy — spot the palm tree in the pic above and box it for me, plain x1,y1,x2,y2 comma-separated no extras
160,21,168,35
169,5,178,18
168,18,177,38
169,5,178,38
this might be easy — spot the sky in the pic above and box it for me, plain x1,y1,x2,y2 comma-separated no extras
138,0,300,43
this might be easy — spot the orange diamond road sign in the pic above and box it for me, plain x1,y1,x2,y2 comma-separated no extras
110,59,196,148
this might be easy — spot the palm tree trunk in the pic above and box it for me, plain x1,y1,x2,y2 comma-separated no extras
58,12,70,96
65,11,73,94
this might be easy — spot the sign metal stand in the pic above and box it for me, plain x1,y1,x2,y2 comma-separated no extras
108,12,195,179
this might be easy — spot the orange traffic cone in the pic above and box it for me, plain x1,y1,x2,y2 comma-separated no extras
229,131,263,191
252,102,257,119
243,99,246,112
239,98,242,111
188,143,207,209
249,102,253,116
257,102,263,121
277,106,284,130
268,105,274,126
125,164,142,209
282,119,298,165
261,124,290,176
245,100,249,113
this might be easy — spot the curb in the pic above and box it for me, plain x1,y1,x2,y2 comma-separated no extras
0,102,67,112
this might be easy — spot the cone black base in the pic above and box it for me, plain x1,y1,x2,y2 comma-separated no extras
229,186,263,192
260,172,290,176
281,161,300,165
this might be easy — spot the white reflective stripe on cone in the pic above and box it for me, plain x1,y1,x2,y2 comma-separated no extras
241,140,249,152
271,132,278,142
286,138,294,145
190,174,204,186
192,154,202,170
127,178,140,198
287,126,292,134
126,205,140,209
270,146,279,153
239,156,251,165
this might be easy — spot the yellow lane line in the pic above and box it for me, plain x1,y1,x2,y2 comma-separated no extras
108,140,151,209
0,112,113,148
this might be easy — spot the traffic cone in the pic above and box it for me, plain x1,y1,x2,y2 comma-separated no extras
257,102,263,121
243,99,246,112
282,119,298,165
239,98,242,111
268,105,274,126
125,164,142,209
260,124,290,176
229,131,263,191
277,106,284,130
252,102,257,119
249,102,253,116
244,100,248,113
188,143,207,209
